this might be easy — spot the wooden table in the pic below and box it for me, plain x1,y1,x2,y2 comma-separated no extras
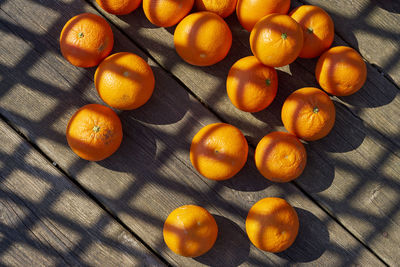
0,0,399,266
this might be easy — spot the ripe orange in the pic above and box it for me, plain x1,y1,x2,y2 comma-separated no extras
174,12,232,66
236,0,291,32
290,5,334,58
255,132,306,182
195,0,237,18
94,52,155,110
66,104,123,161
60,13,114,68
316,46,367,96
190,123,248,180
163,205,218,257
281,87,335,141
226,56,278,112
96,0,141,15
143,0,194,27
246,197,299,253
250,14,304,67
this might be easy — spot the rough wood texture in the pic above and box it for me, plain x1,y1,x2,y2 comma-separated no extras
86,1,400,265
0,120,164,266
299,0,400,87
0,0,386,266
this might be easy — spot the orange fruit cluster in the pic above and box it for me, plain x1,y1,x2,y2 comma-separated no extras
59,0,368,259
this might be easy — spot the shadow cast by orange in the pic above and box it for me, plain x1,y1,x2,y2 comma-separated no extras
277,207,329,262
194,215,250,266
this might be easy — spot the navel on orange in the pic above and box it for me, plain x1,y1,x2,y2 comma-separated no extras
255,132,306,182
60,13,114,68
163,205,218,257
195,0,237,18
190,123,248,180
236,0,291,32
174,12,232,66
316,46,367,96
143,0,194,27
250,14,304,67
96,0,142,15
66,104,123,161
290,5,334,58
281,87,335,141
95,52,155,110
246,197,299,253
227,56,278,112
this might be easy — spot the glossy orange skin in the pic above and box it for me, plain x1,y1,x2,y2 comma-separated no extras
236,0,291,32
95,52,155,110
174,12,232,66
246,197,299,253
250,14,304,67
190,123,248,180
281,87,335,141
255,132,306,182
143,0,194,27
227,56,278,112
163,205,218,257
290,5,334,58
96,0,142,15
195,0,237,18
60,13,114,68
66,104,123,161
316,46,367,96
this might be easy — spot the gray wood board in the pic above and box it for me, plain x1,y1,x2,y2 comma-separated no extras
299,0,400,88
0,120,165,266
86,1,400,265
0,0,387,266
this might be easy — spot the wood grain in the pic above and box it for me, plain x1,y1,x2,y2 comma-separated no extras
0,0,390,266
83,1,400,265
299,0,400,87
0,120,165,266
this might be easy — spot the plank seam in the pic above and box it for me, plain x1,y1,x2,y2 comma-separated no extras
79,2,392,265
2,191,73,265
296,0,400,91
0,113,172,267
0,0,393,264
291,180,389,266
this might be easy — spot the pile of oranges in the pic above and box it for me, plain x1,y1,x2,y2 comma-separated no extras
60,0,367,258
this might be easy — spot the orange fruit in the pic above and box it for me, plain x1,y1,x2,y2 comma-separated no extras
290,5,334,58
143,0,194,27
66,104,123,161
250,14,304,67
96,0,142,15
190,123,248,180
236,0,291,32
163,205,218,257
255,132,306,182
281,87,335,141
94,52,155,110
246,197,299,253
226,56,278,112
174,12,232,66
60,13,114,68
195,0,237,18
316,46,367,96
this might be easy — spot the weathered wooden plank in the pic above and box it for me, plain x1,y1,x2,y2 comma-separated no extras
91,0,400,150
0,120,165,266
299,0,400,87
83,1,400,265
0,0,385,266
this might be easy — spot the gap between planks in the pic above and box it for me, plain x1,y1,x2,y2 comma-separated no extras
81,1,396,265
0,113,172,266
0,0,393,265
295,0,400,91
